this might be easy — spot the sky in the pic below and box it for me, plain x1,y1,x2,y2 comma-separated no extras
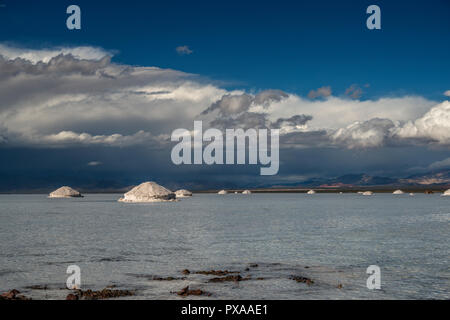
0,0,449,191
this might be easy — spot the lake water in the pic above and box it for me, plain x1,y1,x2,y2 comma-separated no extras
0,193,448,299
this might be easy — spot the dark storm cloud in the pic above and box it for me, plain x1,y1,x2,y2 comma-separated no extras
272,115,313,129
201,90,289,116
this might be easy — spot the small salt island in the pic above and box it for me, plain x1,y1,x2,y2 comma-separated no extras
362,191,373,196
48,186,83,198
175,189,193,198
118,181,176,203
442,189,450,196
218,190,228,195
307,190,316,195
242,190,251,195
393,190,405,195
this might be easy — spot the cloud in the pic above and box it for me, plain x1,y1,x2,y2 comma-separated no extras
256,94,435,132
331,118,397,148
200,90,299,130
444,90,450,97
272,115,313,129
0,45,448,152
0,46,226,147
329,101,450,148
0,44,111,63
87,161,102,166
176,45,193,55
307,86,332,99
394,101,450,145
345,84,363,99
428,157,450,170
202,93,253,116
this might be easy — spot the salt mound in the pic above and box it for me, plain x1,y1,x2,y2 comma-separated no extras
49,186,82,198
362,191,373,196
242,190,251,195
175,189,193,198
409,193,414,196
442,189,450,196
218,190,228,195
119,182,175,203
393,190,405,194
307,190,316,195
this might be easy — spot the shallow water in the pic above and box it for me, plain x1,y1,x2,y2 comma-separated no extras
0,193,448,299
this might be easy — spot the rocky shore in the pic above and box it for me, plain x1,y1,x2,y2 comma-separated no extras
1,263,350,300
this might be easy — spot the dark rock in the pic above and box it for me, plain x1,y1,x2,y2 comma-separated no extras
208,275,250,283
176,286,211,297
66,293,79,300
71,288,134,300
0,289,31,300
195,270,239,276
291,276,314,285
150,276,185,281
181,269,190,275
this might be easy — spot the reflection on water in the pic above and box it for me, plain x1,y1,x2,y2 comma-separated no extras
0,193,448,299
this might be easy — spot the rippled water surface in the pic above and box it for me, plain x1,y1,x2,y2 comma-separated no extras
0,193,449,299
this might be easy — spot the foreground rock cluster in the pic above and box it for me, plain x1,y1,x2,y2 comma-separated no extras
66,288,134,300
0,289,31,300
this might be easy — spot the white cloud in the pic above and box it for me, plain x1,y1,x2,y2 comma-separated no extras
0,44,111,63
394,101,450,145
253,95,435,131
444,90,450,97
331,118,396,148
31,130,169,148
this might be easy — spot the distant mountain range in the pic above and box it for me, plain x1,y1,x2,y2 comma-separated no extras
274,169,450,189
1,169,449,193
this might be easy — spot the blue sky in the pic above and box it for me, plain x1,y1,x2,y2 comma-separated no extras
0,0,449,191
1,0,449,99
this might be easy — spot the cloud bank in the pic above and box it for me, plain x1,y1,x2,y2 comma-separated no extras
0,44,448,152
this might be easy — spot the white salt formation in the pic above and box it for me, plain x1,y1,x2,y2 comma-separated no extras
49,186,82,198
218,190,228,195
393,190,405,194
175,189,193,198
118,182,175,202
307,190,316,195
362,191,373,196
242,190,252,195
409,193,414,196
442,189,450,196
